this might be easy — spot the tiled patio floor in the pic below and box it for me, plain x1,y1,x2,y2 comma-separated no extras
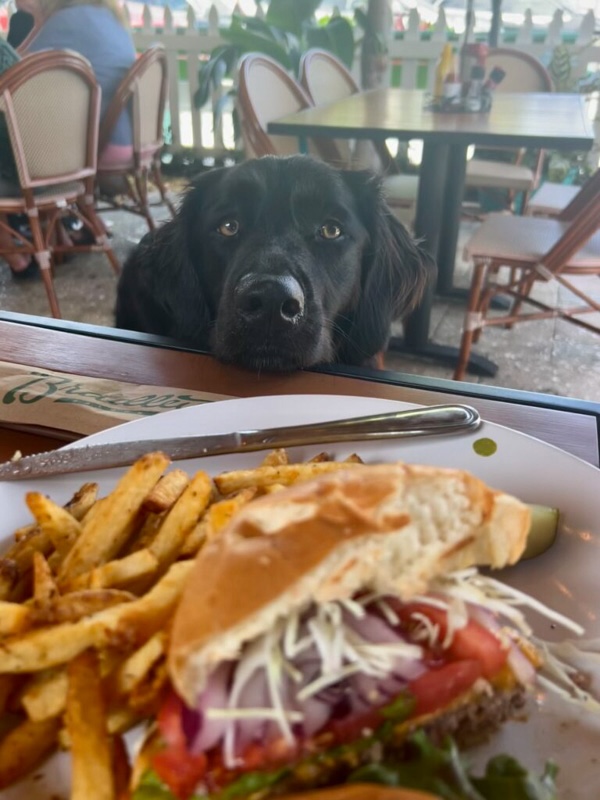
0,195,598,403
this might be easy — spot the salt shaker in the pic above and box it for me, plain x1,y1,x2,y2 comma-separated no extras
465,65,485,112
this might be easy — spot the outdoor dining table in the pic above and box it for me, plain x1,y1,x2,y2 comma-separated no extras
268,88,595,376
0,312,598,467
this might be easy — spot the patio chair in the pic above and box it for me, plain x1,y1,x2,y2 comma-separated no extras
527,168,600,218
299,48,419,213
96,44,175,231
236,52,348,166
453,192,600,381
0,49,119,318
465,47,553,210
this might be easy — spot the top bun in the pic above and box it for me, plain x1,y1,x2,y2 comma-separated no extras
169,463,529,705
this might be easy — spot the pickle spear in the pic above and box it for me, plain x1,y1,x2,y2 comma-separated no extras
522,504,560,560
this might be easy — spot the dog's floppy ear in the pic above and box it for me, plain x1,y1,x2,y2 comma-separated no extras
117,167,231,348
335,169,436,365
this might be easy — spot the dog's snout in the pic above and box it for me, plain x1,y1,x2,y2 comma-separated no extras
235,275,305,325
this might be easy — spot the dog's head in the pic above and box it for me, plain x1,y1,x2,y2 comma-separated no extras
178,155,434,371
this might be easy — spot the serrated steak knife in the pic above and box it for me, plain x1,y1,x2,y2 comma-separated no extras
0,404,480,481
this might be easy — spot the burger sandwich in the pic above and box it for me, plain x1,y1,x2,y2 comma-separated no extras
131,463,584,800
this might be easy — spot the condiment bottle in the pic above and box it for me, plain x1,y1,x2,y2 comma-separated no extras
460,43,489,95
434,43,455,100
481,66,506,111
465,65,485,112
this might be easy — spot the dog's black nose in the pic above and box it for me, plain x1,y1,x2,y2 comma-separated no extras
234,275,305,325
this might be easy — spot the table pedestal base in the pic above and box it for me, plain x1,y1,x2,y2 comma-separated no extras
387,336,498,377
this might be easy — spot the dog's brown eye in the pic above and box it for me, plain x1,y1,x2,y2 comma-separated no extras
319,222,342,240
217,220,239,237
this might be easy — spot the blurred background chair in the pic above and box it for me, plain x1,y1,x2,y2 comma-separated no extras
453,190,600,381
96,44,175,231
527,167,600,218
236,52,341,165
0,49,119,318
299,48,418,218
465,47,554,212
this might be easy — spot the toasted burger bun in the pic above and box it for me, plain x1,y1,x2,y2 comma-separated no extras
283,785,441,800
170,463,529,705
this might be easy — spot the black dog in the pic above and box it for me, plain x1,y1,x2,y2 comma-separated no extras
116,155,434,372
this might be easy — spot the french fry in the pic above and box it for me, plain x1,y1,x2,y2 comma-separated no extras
0,600,31,636
127,658,168,717
65,481,99,521
259,483,287,495
64,549,159,592
0,560,193,673
149,470,213,570
125,511,166,555
344,453,365,464
143,469,190,513
260,448,290,467
66,649,114,800
32,551,58,604
179,486,257,556
112,733,132,800
0,675,21,716
58,452,170,582
306,451,332,463
21,668,67,722
179,517,209,558
0,716,60,789
0,530,53,600
214,460,361,495
115,631,165,696
30,589,134,626
26,492,82,558
204,488,258,542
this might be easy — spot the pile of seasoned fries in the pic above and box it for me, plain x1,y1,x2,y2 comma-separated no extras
0,447,362,798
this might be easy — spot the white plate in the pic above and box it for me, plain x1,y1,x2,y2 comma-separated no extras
2,394,600,799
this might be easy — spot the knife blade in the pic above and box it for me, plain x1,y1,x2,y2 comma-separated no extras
0,404,480,481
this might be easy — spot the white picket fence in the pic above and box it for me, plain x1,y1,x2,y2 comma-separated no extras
7,2,599,155
125,3,600,156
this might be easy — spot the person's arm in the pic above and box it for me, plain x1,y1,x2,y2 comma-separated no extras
7,10,35,49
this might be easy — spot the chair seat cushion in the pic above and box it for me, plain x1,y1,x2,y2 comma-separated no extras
527,182,580,216
465,213,600,270
466,158,535,191
382,173,419,206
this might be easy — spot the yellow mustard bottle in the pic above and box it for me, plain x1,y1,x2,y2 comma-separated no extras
434,43,455,100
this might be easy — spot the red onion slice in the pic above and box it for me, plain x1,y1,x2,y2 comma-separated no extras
191,662,232,754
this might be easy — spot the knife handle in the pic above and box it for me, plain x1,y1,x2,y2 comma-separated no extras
241,405,480,449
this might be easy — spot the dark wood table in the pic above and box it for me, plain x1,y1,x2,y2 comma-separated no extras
268,89,595,375
0,313,598,467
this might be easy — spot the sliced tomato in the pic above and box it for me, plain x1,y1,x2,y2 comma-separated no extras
448,620,508,678
153,691,207,800
157,690,187,749
393,601,508,678
327,705,386,745
408,659,483,717
152,748,207,800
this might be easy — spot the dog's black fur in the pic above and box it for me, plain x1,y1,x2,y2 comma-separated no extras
116,155,435,372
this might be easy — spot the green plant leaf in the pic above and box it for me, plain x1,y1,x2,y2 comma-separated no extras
265,0,322,37
306,16,356,68
194,44,239,109
221,26,294,69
